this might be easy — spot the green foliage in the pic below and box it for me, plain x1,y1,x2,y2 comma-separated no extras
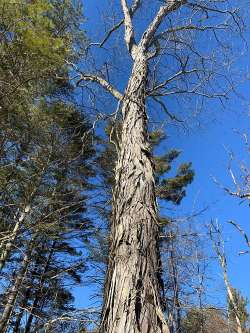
228,288,249,332
98,125,194,207
0,0,65,82
0,1,95,331
0,0,85,119
149,129,194,206
156,162,194,205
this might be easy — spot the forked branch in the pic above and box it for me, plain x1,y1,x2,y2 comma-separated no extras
97,0,141,48
120,0,138,56
140,0,187,52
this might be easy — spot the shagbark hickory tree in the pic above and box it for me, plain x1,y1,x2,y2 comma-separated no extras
74,1,244,332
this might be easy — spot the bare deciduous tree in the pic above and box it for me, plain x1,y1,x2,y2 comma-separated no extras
209,220,243,333
70,1,244,332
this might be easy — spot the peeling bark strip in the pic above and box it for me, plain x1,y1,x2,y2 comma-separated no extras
100,54,169,333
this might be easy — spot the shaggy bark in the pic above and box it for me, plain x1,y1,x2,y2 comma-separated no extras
99,53,168,333
75,0,241,330
76,2,199,332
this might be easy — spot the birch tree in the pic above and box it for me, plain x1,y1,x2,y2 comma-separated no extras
73,1,244,332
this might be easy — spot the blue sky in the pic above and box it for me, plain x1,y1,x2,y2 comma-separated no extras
75,0,250,311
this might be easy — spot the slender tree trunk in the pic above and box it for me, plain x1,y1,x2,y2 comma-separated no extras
224,274,243,333
24,241,56,333
169,236,181,333
100,54,168,333
0,239,34,332
210,222,243,333
0,205,30,271
24,294,39,333
13,241,53,333
13,296,28,333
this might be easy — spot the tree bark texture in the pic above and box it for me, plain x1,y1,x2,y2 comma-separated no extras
24,241,56,333
100,54,169,333
0,204,30,272
0,241,34,332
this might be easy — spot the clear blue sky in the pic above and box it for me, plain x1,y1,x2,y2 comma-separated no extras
74,0,250,311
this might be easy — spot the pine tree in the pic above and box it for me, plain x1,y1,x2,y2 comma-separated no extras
0,1,96,331
228,289,250,333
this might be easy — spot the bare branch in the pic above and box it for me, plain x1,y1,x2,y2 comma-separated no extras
165,23,228,34
140,0,187,52
100,20,124,47
153,23,229,44
151,96,183,122
229,220,250,248
209,220,243,333
120,0,138,55
91,0,142,49
148,68,200,93
151,89,228,100
77,74,123,101
212,175,249,200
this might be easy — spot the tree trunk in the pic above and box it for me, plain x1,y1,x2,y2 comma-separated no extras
13,298,28,333
24,241,56,333
224,274,243,333
169,235,181,333
100,53,168,333
0,239,34,332
0,205,30,271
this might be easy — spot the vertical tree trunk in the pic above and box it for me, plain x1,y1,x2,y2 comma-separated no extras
13,296,29,333
0,239,34,332
224,274,243,333
0,205,30,271
100,54,168,333
24,241,56,333
210,222,243,333
169,235,181,333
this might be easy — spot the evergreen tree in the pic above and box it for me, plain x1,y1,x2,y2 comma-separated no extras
0,1,96,331
228,289,250,333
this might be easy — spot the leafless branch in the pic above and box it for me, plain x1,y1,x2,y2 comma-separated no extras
209,219,243,333
120,0,138,55
89,0,142,49
152,96,183,122
77,74,123,101
140,1,187,52
229,220,250,248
